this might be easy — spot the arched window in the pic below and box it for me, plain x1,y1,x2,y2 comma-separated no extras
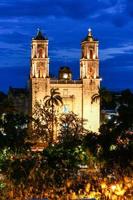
38,48,43,58
90,50,93,59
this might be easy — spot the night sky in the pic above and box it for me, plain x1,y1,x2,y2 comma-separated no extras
0,0,133,92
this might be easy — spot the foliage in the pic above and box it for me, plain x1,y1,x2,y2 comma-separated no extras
91,87,112,109
85,90,133,169
58,112,88,146
0,112,89,191
120,89,133,106
0,112,29,152
0,91,7,104
83,113,133,169
0,88,132,199
31,88,63,145
9,156,35,184
42,143,88,186
31,101,53,144
44,88,63,143
44,88,63,108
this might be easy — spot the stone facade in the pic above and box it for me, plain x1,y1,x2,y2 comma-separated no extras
30,29,100,133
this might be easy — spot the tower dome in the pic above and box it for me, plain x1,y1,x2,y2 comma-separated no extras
59,66,72,80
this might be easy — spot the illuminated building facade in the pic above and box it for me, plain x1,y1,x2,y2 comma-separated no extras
30,29,100,133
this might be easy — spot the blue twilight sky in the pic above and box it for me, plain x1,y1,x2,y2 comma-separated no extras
0,0,133,92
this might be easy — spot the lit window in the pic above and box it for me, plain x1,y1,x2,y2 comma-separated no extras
63,73,68,79
63,105,69,113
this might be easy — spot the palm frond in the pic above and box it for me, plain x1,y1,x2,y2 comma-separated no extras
44,95,50,101
54,95,63,104
43,88,63,108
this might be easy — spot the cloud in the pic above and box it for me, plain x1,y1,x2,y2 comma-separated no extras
0,40,29,69
50,48,80,61
0,42,22,51
100,43,133,61
0,0,131,29
50,42,133,67
90,0,133,27
0,32,30,44
0,0,119,21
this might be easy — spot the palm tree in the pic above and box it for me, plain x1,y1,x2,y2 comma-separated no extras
91,87,112,108
44,88,63,142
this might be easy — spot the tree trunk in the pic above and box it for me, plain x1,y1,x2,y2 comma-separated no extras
51,102,54,143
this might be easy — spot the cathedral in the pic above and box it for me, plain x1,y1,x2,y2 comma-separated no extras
30,29,100,132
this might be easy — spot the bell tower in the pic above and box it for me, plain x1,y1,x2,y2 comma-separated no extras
80,29,100,132
30,29,49,78
30,30,50,114
80,28,99,80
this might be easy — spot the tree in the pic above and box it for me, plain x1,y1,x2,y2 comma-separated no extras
91,87,112,109
58,112,88,146
0,91,7,102
41,112,89,186
120,89,133,106
44,88,63,143
31,101,54,145
98,111,133,168
42,142,88,187
0,92,15,114
0,112,29,152
1,112,89,196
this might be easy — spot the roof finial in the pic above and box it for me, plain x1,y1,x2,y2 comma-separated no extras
37,28,41,33
88,28,92,36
